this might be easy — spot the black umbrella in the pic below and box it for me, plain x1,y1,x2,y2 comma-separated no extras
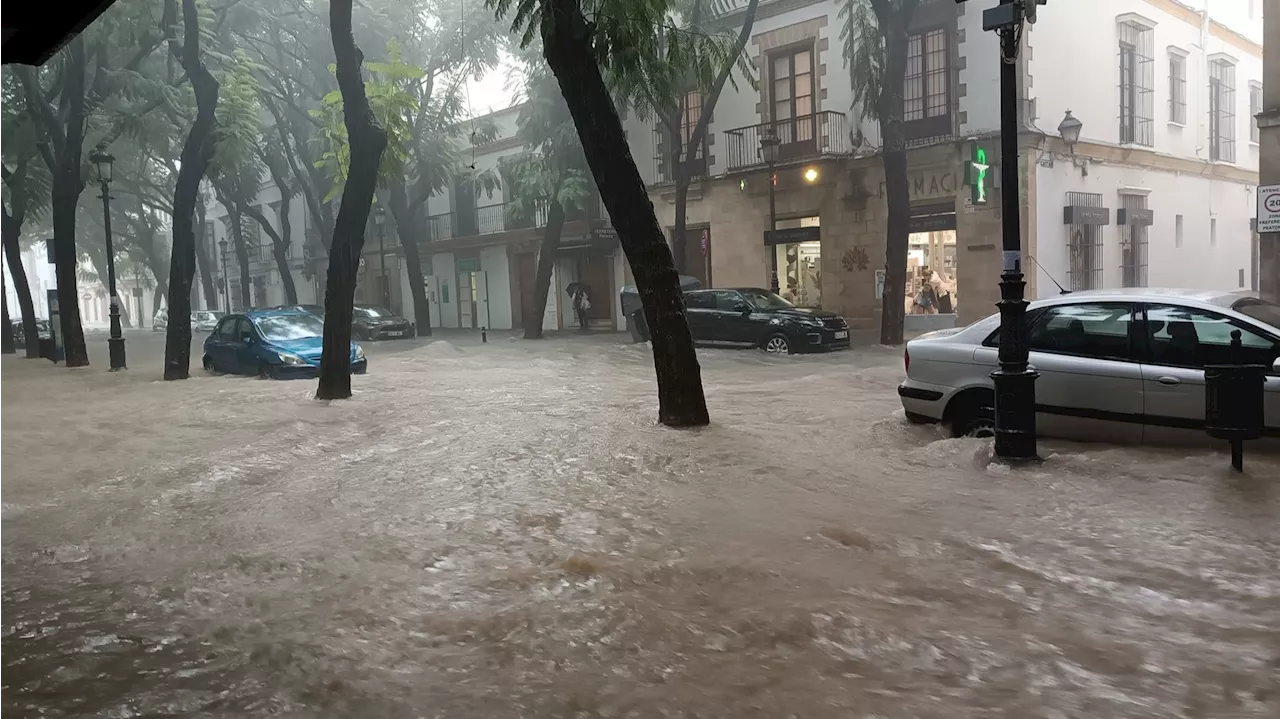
565,282,589,297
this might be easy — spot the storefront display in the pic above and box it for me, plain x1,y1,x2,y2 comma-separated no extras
767,216,822,308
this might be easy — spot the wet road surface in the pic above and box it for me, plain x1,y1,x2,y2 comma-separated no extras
3,331,1278,717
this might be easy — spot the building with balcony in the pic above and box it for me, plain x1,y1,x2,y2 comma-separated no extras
626,0,1264,338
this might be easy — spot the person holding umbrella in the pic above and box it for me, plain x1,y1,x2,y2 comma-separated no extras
566,282,591,332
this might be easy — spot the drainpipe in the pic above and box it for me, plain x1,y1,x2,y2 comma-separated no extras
1258,0,1279,302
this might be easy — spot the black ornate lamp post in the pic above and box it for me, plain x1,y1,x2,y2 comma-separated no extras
90,147,126,371
218,238,231,312
760,130,780,292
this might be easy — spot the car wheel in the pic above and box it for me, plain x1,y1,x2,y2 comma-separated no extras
948,390,996,438
763,333,792,355
202,355,216,374
257,363,273,380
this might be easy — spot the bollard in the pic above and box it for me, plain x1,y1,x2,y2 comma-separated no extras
481,326,487,343
1203,330,1267,472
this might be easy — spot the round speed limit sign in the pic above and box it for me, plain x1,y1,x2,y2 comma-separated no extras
1260,185,1280,233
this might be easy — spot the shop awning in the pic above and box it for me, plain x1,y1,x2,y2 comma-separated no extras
2,1,119,66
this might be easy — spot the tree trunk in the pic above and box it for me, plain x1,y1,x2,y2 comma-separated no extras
164,0,220,380
525,198,565,340
388,183,431,336
317,0,388,400
2,210,41,357
241,203,298,304
218,196,253,309
51,176,90,367
541,0,708,427
2,270,14,354
876,12,912,347
193,201,217,309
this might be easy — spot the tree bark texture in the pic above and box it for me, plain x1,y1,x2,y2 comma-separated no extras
541,0,709,427
873,0,915,346
669,0,760,273
316,0,388,400
524,198,566,340
164,0,220,380
388,183,432,336
2,210,41,357
2,270,14,354
193,201,218,310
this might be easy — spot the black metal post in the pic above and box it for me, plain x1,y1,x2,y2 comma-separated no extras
100,184,127,370
378,217,391,310
767,161,778,292
219,242,231,313
989,0,1038,460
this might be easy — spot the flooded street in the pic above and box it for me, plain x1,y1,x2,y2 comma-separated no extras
3,332,1278,718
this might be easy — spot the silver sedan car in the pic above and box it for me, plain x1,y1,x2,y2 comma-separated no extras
898,289,1280,447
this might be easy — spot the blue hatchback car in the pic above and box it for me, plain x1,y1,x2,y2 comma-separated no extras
202,309,367,379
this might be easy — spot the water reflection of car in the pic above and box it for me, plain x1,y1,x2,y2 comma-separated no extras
682,288,851,354
202,308,367,379
899,289,1280,446
11,319,52,348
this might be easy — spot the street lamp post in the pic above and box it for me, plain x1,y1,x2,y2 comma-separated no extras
375,207,391,310
760,130,780,292
982,0,1039,461
90,148,126,371
219,238,231,312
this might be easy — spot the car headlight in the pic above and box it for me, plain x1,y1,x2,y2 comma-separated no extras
798,316,825,327
278,352,308,365
354,346,365,360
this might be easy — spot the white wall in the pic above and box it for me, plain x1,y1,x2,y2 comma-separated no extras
958,0,1003,137
3,242,57,320
1030,0,1262,169
1035,159,1255,296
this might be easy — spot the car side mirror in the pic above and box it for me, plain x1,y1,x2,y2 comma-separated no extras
1273,357,1280,373
734,302,751,314
241,334,254,345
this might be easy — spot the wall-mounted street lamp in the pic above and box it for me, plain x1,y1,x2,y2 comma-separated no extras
1058,110,1089,176
760,130,780,292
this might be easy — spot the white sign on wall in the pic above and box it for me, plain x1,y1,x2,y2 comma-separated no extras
1258,184,1280,233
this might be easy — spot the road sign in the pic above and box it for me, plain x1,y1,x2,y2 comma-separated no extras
1258,184,1280,233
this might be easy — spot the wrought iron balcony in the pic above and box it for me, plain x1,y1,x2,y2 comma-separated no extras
423,197,605,243
723,111,851,171
651,128,709,186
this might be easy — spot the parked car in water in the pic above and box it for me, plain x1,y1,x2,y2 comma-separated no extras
899,289,1280,447
193,310,225,332
202,308,367,379
351,305,414,341
10,319,52,348
682,288,851,354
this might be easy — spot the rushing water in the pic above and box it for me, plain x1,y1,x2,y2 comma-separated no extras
4,332,1278,717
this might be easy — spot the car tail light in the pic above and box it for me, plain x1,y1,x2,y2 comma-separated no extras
904,347,910,374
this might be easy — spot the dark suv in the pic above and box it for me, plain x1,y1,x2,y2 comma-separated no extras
683,288,850,354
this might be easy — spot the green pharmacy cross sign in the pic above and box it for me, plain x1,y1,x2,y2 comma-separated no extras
965,143,990,205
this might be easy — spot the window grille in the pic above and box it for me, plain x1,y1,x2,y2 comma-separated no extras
1250,82,1262,143
1168,53,1186,124
904,28,950,140
1209,59,1236,162
1118,22,1154,146
1066,191,1104,291
1120,194,1149,288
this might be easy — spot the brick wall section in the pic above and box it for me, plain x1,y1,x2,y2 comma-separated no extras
751,17,830,123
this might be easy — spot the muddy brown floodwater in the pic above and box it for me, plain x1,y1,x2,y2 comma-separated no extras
3,331,1278,718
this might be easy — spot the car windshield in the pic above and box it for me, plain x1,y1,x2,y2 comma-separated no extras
738,289,794,310
1231,297,1280,330
354,307,393,319
254,314,324,342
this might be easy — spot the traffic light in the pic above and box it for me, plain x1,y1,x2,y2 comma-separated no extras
965,142,990,205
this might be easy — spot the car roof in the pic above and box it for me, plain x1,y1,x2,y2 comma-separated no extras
244,308,314,319
1029,288,1252,311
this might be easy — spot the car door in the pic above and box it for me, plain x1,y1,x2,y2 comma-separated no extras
709,290,756,345
683,291,716,344
1024,302,1145,444
207,317,238,371
1140,303,1280,448
231,317,262,374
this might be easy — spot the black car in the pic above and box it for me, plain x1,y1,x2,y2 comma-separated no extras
351,305,414,341
683,288,850,354
10,319,52,349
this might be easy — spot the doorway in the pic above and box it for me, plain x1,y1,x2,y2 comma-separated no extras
514,252,536,329
682,226,711,287
906,202,958,319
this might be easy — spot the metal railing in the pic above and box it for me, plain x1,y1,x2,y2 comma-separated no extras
427,212,453,242
251,243,292,263
651,128,709,186
424,197,605,241
723,111,850,171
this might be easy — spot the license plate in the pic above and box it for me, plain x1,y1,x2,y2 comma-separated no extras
834,331,848,339
385,331,403,337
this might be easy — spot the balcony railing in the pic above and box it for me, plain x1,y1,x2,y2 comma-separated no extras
651,128,709,186
423,197,605,242
723,111,850,171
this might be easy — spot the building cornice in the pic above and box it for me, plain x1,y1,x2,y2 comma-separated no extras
1141,0,1262,59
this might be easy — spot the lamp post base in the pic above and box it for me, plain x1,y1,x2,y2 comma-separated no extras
108,336,127,371
991,271,1038,462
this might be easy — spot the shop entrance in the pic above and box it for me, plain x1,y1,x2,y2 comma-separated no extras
682,226,711,287
767,216,821,307
906,202,957,319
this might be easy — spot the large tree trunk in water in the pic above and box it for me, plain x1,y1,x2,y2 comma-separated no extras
50,177,90,366
317,0,388,400
541,0,709,427
193,201,217,310
2,211,41,357
525,198,565,339
876,8,912,347
164,0,220,380
387,183,431,336
241,204,298,304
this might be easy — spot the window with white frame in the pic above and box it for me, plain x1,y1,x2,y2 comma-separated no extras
1168,50,1186,124
1250,82,1262,144
1209,58,1236,162
1118,21,1154,146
